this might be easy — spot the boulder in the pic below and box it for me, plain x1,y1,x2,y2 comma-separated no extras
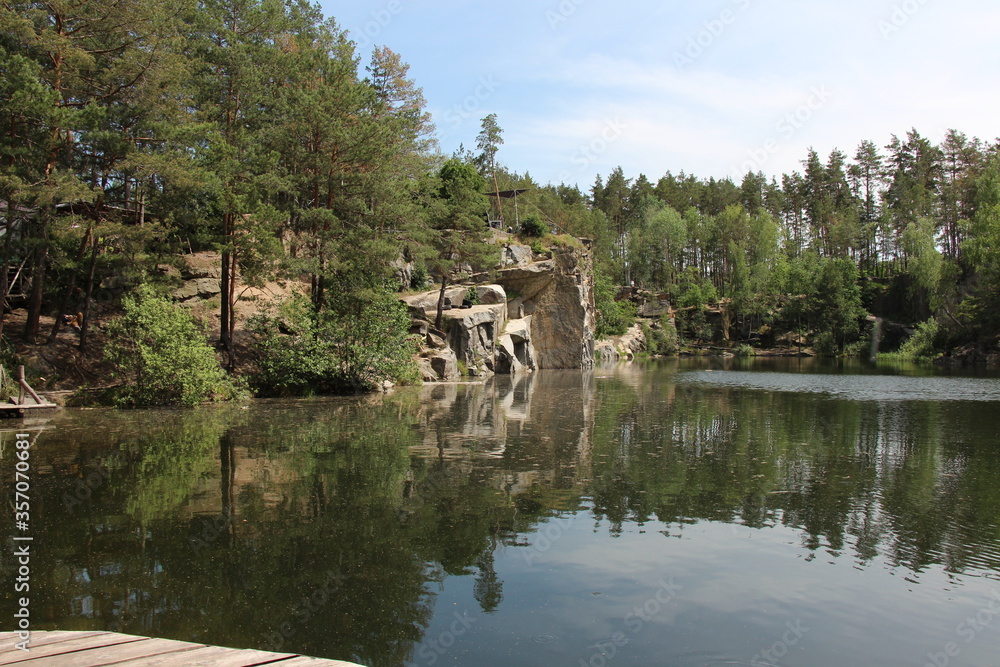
477,284,507,305
496,317,535,374
639,297,671,318
400,286,470,319
172,278,222,301
501,244,534,267
417,345,459,382
441,302,508,372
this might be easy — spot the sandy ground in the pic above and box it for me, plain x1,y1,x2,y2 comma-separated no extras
2,252,306,394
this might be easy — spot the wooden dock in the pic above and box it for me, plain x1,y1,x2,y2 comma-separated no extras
0,365,57,418
0,631,364,667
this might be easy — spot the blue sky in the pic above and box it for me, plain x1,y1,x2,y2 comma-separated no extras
320,0,1000,189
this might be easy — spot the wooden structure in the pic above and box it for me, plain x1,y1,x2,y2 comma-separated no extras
0,631,364,666
0,365,58,418
486,188,530,229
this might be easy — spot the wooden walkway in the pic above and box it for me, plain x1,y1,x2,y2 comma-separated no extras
0,365,57,418
0,631,364,667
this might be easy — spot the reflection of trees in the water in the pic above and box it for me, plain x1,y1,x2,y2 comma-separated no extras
11,369,1000,666
585,375,1000,577
17,401,463,667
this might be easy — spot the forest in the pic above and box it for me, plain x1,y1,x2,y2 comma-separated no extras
2,0,999,403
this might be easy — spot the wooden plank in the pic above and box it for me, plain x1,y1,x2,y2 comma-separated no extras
108,645,297,667
0,633,145,664
5,638,195,667
1,632,365,667
271,658,365,667
0,631,106,650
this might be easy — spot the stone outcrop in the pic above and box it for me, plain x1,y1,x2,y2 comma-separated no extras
172,278,222,301
501,243,535,268
400,240,596,380
497,241,595,370
595,323,646,362
442,300,508,374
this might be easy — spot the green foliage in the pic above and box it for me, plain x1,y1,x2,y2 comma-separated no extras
520,215,547,237
642,314,678,356
595,271,636,338
881,317,941,361
252,290,418,396
734,343,755,357
807,258,866,352
675,307,713,343
104,285,240,407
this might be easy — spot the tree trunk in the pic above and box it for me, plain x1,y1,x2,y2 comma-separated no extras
23,242,47,343
435,274,449,330
47,225,92,344
0,198,13,343
78,236,99,351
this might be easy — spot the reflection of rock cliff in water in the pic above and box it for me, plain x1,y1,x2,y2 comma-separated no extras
411,372,597,492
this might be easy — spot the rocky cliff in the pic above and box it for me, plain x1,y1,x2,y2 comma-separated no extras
401,240,596,381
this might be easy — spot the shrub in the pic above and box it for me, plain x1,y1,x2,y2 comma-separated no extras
520,215,547,237
104,285,240,407
881,317,940,361
595,271,636,338
252,290,418,396
643,313,678,356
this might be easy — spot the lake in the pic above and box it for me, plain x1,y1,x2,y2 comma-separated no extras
3,358,1000,666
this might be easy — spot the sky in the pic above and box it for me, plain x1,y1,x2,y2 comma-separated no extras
319,0,1000,190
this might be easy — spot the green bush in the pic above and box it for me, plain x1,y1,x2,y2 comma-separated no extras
812,331,838,356
104,285,240,407
643,313,678,356
520,215,547,237
676,307,713,343
595,271,636,338
252,290,418,396
881,317,940,361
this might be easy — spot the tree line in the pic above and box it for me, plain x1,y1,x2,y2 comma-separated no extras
0,0,506,400
3,0,999,404
484,130,1000,354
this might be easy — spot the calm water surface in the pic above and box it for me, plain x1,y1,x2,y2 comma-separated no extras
3,358,1000,666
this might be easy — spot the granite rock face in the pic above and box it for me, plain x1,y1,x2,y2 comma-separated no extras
497,241,595,370
400,241,596,380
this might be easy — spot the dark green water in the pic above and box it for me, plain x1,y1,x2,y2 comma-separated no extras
3,359,1000,666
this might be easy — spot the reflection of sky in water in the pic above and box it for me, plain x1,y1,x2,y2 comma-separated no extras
423,517,1000,667
678,370,1000,402
8,364,1000,667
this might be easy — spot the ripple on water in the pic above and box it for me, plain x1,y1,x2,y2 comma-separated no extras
677,371,1000,402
